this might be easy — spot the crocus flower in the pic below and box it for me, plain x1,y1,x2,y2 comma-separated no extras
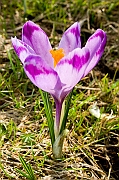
11,21,107,137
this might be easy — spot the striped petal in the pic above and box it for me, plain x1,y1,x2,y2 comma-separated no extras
59,22,81,55
55,47,90,95
24,55,62,98
22,21,53,67
11,37,35,64
84,29,107,76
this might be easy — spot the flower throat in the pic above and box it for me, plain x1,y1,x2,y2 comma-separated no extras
50,48,65,67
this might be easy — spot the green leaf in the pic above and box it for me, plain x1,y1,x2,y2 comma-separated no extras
60,90,73,134
0,162,14,179
39,89,55,146
15,168,30,179
15,155,36,180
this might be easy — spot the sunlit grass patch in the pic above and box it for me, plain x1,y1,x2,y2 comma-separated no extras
1,49,119,178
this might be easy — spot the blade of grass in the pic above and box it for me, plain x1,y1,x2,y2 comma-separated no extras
39,89,55,146
60,90,73,134
15,168,30,179
0,162,14,179
7,50,17,81
15,155,36,180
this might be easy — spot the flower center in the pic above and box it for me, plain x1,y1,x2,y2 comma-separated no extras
50,48,65,67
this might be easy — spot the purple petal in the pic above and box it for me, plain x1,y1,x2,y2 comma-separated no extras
55,47,90,94
59,22,81,55
11,37,35,64
54,98,63,137
84,29,107,76
22,21,53,67
24,55,62,97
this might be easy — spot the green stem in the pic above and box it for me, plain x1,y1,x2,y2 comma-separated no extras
53,129,69,159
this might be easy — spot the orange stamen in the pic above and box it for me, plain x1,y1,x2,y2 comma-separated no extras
50,48,65,67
